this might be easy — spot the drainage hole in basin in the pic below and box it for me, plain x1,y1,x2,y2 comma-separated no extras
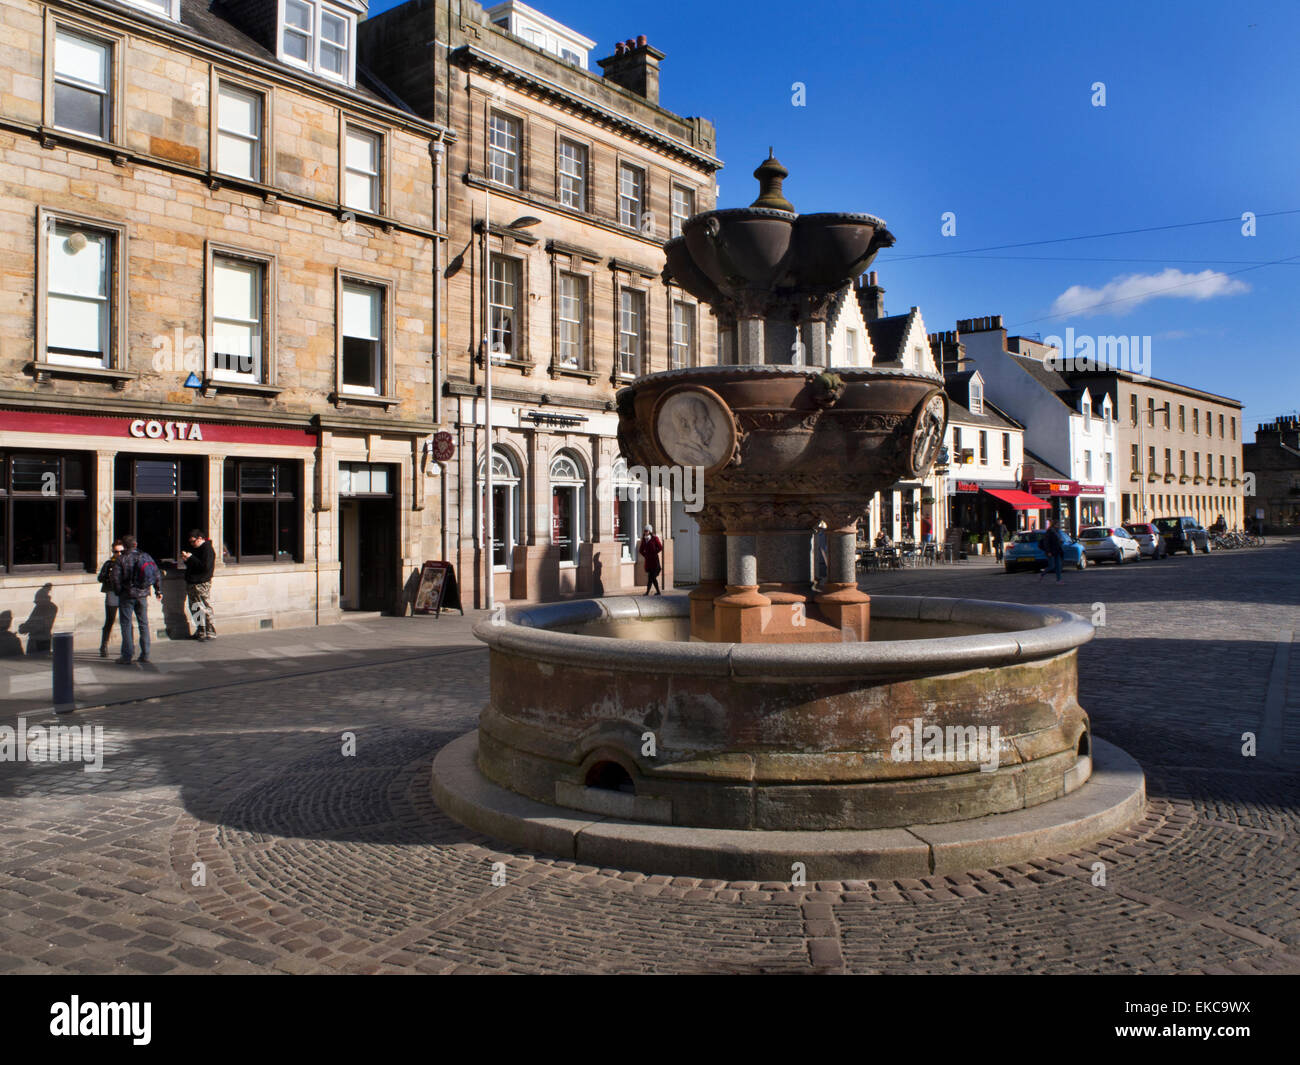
585,761,635,794
1078,731,1091,758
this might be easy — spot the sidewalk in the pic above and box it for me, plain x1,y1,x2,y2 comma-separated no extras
0,609,488,718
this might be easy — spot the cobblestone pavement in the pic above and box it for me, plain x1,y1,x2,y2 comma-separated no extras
1,542,1297,974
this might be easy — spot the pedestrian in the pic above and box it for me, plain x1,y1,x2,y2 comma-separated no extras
181,529,216,640
96,539,125,658
1038,520,1065,584
814,522,829,585
112,534,163,665
920,515,933,544
994,518,1009,563
639,524,664,596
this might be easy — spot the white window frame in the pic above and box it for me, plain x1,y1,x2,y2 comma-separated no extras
121,0,181,21
619,163,645,230
612,459,643,563
968,377,983,415
206,244,276,387
50,25,114,142
277,0,356,86
337,274,390,397
557,272,585,369
489,111,522,188
489,255,521,362
37,210,126,371
619,288,644,377
558,138,586,210
672,300,695,370
214,79,264,182
671,184,695,238
342,121,383,214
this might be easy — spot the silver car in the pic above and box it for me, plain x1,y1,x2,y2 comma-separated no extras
1078,526,1141,564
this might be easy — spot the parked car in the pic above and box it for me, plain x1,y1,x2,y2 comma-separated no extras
1078,526,1141,564
1123,522,1168,559
1153,516,1211,555
1004,530,1087,573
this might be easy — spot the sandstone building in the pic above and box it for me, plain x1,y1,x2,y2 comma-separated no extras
0,0,450,648
1244,415,1300,533
361,0,721,606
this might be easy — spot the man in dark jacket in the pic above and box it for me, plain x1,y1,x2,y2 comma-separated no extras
112,534,162,664
1038,520,1066,584
181,529,216,640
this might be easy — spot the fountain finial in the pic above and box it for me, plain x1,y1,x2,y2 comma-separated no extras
751,150,794,213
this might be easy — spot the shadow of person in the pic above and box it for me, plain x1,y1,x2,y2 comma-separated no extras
401,567,422,616
18,584,57,656
592,551,604,598
0,610,23,658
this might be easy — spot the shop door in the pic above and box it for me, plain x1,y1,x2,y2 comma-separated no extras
358,497,396,612
338,462,397,613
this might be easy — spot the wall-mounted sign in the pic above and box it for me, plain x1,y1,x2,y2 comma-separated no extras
1028,479,1080,497
1078,484,1105,494
956,481,980,492
129,419,203,441
431,431,455,462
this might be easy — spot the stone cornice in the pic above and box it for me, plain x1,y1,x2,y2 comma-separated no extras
450,44,720,172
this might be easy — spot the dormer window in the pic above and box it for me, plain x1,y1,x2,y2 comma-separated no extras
1082,393,1092,431
122,0,181,20
279,0,355,85
968,376,983,415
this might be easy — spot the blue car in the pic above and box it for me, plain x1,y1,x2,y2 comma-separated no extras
1004,530,1087,573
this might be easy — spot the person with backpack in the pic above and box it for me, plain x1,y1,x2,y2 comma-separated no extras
639,524,664,596
180,529,216,640
112,534,163,664
1039,519,1065,584
96,539,125,658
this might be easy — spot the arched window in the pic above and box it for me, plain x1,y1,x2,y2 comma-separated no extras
478,446,521,570
611,458,643,562
549,451,586,565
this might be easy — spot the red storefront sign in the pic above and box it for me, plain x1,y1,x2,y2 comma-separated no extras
1078,484,1105,495
1028,478,1079,497
0,408,318,447
956,481,980,492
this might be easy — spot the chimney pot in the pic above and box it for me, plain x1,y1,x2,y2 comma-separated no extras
625,38,636,49
637,34,647,46
868,271,877,285
614,41,624,54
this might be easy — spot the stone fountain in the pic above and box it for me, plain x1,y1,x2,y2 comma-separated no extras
431,155,1145,880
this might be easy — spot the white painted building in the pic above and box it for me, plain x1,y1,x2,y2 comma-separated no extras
951,317,1119,534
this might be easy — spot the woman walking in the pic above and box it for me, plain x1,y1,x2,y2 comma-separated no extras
639,524,664,596
96,539,125,658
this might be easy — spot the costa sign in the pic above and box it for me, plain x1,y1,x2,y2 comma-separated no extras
129,419,204,441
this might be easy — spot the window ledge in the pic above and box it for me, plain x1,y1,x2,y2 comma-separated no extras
551,365,599,381
202,378,282,398
485,358,534,375
333,391,400,409
39,126,130,164
29,361,136,390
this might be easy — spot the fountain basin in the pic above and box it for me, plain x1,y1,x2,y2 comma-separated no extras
472,594,1096,831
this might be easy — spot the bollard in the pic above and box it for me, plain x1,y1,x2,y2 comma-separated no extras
52,632,75,714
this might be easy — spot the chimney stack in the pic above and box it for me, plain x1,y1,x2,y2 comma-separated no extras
858,271,885,321
598,36,665,104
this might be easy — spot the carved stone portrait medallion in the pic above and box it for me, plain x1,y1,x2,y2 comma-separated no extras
908,391,947,476
653,386,736,473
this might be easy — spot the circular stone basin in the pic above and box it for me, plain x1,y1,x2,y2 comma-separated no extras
473,594,1095,832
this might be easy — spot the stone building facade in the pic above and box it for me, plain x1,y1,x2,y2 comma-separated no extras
0,0,450,650
361,0,721,607
1243,416,1300,533
1057,367,1245,531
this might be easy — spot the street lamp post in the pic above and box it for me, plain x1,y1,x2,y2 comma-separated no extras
479,206,542,611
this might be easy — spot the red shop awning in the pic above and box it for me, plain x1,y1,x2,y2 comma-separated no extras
984,488,1052,510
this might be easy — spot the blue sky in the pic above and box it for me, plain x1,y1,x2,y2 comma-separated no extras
371,0,1300,440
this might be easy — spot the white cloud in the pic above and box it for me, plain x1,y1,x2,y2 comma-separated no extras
1050,269,1250,318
